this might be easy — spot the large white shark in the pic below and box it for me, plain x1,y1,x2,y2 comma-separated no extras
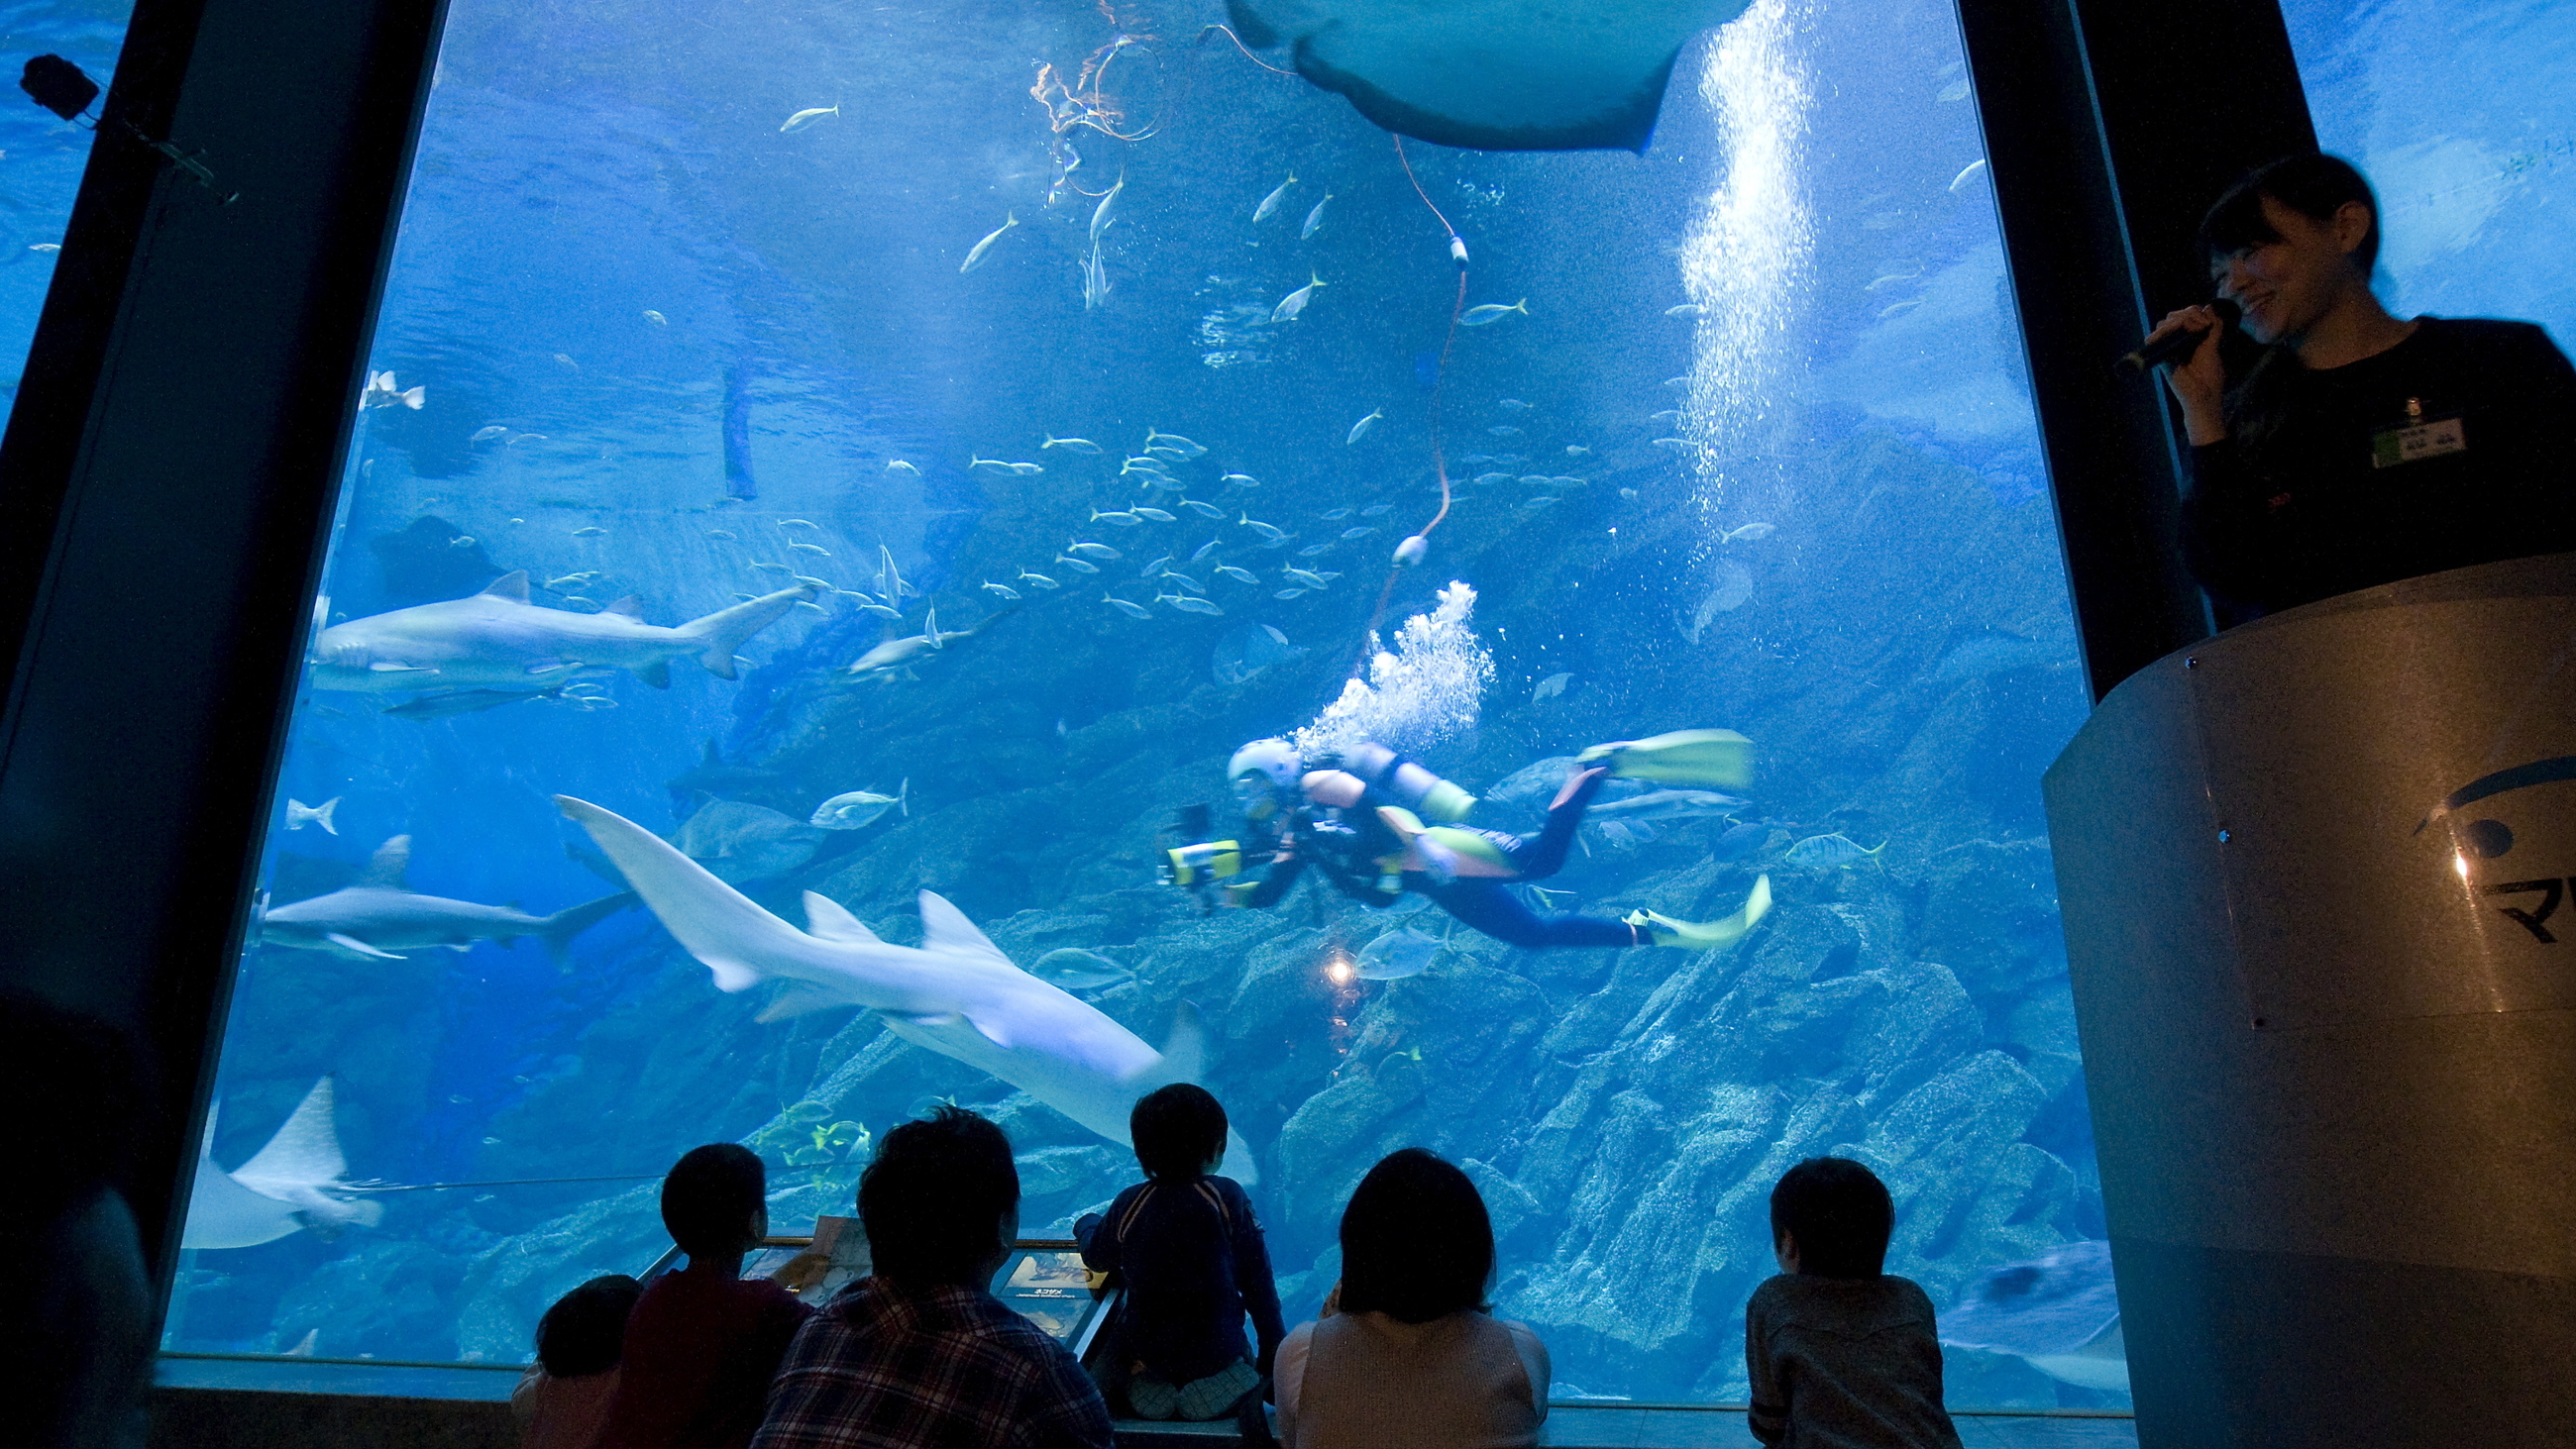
557,795,1255,1181
309,571,814,694
182,1078,382,1249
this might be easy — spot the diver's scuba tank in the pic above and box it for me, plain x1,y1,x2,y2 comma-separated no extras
1327,741,1476,823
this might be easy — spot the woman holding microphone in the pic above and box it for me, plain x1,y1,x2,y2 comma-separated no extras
2151,154,2576,620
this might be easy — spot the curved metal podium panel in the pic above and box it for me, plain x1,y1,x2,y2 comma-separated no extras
2043,554,2576,1448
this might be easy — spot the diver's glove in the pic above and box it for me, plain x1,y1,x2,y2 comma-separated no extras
1625,876,1773,947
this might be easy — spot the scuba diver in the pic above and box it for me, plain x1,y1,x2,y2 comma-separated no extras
1163,733,1771,950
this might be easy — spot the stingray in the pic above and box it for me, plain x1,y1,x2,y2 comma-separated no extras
1939,1240,2129,1393
1225,0,1755,153
182,1078,382,1249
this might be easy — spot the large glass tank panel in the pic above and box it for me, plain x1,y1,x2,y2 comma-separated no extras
2281,0,2576,344
0,0,137,399
164,0,2121,1409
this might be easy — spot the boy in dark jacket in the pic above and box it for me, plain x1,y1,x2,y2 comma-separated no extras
1745,1157,1963,1449
1077,1085,1283,1420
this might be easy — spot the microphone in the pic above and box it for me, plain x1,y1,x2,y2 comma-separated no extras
2116,299,2238,375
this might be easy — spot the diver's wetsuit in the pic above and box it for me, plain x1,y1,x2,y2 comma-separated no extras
1238,763,1638,949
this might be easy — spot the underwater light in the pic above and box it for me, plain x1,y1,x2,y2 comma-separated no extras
1325,953,1356,985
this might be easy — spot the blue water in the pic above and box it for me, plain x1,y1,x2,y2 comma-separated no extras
0,0,132,400
166,0,2119,1410
2282,0,2576,349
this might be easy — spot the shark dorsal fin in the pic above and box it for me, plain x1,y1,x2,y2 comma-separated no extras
358,836,412,889
803,891,881,944
916,889,1012,972
602,595,645,618
232,1077,349,1193
481,570,531,602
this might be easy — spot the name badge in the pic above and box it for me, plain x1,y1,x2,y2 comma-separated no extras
2373,415,2467,468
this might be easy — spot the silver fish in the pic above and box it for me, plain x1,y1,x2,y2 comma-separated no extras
1168,595,1223,616
470,425,508,442
1144,431,1208,459
1190,540,1222,563
1272,272,1326,323
1018,570,1060,589
1043,435,1102,453
960,213,1018,273
1784,833,1885,868
1215,565,1259,583
1323,507,1353,521
886,460,921,475
1341,526,1376,539
1346,408,1382,444
1666,303,1706,317
1460,299,1528,326
1222,473,1260,488
969,456,1013,471
1089,175,1123,244
1361,503,1394,516
810,779,908,830
1497,398,1533,410
1055,556,1102,573
1721,522,1776,543
1518,496,1558,510
1301,192,1333,240
780,103,839,133
1132,506,1176,522
1252,171,1296,224
1006,462,1045,475
1239,515,1286,539
789,542,830,556
1274,588,1306,599
1282,567,1329,588
1473,472,1513,485
1091,509,1143,528
1161,570,1204,592
1102,595,1152,620
1180,499,1226,519
1295,542,1336,557
982,581,1022,599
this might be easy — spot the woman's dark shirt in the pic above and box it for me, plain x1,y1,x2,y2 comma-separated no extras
1079,1174,1285,1385
2180,317,2576,617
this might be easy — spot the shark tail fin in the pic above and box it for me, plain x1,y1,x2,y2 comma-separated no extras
898,778,910,817
537,891,636,963
312,797,340,835
678,586,810,678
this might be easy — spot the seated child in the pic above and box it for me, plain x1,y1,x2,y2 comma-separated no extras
1745,1157,1963,1449
599,1144,813,1449
1077,1085,1283,1420
513,1275,642,1449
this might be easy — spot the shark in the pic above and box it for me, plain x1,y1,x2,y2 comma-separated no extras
308,571,814,696
557,794,1255,1181
182,1078,382,1249
258,835,632,962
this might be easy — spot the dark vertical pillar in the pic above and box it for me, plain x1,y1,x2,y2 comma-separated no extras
1956,0,2313,698
0,0,447,1311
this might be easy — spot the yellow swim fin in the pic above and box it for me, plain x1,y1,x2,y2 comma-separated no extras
1577,728,1753,788
1626,875,1772,948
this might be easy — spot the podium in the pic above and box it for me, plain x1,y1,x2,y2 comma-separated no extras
2044,554,2576,1446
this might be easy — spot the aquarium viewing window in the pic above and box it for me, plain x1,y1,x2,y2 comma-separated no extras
0,0,138,398
162,0,2126,1410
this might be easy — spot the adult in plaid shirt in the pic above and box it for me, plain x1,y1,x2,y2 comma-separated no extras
750,1106,1113,1449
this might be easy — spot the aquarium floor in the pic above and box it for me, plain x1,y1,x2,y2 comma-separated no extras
154,1357,2137,1448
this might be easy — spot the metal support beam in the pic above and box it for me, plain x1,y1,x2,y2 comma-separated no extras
1958,0,2313,697
0,0,447,1312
